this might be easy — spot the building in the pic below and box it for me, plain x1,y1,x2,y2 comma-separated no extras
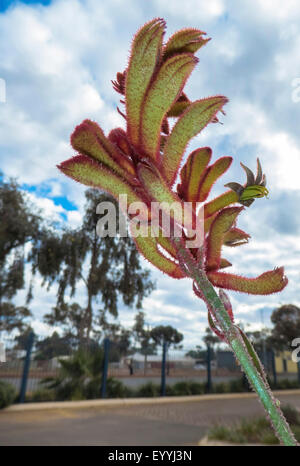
275,351,299,374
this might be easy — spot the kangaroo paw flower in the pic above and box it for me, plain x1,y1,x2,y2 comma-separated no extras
59,18,288,302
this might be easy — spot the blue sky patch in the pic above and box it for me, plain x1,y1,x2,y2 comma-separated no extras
22,183,78,215
0,0,51,13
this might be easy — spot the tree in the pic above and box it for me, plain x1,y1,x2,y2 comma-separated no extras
150,325,183,349
201,327,220,365
14,326,34,351
0,174,40,262
0,303,31,334
245,328,272,353
203,327,219,348
0,175,40,334
30,189,155,344
269,304,300,350
150,325,183,376
35,332,74,360
132,311,157,374
44,303,91,347
97,310,132,362
185,345,206,360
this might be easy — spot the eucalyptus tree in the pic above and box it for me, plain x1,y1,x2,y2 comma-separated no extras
269,304,300,350
0,174,40,333
30,189,154,343
150,325,184,349
133,311,157,374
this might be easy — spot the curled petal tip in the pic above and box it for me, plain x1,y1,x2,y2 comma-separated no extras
255,158,263,185
224,182,244,195
240,161,255,186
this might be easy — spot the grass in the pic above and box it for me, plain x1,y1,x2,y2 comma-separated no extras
208,404,300,445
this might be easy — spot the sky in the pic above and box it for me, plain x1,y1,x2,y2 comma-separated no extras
0,0,300,349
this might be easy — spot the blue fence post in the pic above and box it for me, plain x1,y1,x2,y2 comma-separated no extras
19,331,35,403
160,340,167,396
206,344,212,393
101,338,110,398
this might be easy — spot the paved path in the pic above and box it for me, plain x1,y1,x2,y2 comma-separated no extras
0,392,299,446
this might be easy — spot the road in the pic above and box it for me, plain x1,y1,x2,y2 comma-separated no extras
0,392,299,446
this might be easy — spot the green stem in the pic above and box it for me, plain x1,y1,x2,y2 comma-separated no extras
173,237,298,446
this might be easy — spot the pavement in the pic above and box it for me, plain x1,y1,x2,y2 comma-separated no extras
0,391,299,446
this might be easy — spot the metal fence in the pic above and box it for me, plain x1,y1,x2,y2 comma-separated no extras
1,333,300,403
0,333,63,398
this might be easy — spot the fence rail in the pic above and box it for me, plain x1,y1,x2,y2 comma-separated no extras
1,334,300,402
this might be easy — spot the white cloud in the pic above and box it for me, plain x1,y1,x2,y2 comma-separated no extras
154,0,225,22
66,209,82,228
25,191,65,225
0,0,127,186
31,320,61,338
214,100,300,191
1,0,300,347
247,0,300,21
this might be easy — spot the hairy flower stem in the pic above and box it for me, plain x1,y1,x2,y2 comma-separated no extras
173,236,298,446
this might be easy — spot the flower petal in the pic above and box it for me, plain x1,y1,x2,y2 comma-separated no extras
162,96,228,185
71,120,136,182
207,267,288,295
167,92,190,117
240,161,255,186
126,18,166,147
132,225,185,279
197,157,233,202
58,155,149,221
177,147,212,202
156,231,178,259
219,258,232,269
140,53,198,161
163,28,210,59
137,162,195,230
206,207,244,271
223,227,250,247
108,128,131,157
204,190,239,219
